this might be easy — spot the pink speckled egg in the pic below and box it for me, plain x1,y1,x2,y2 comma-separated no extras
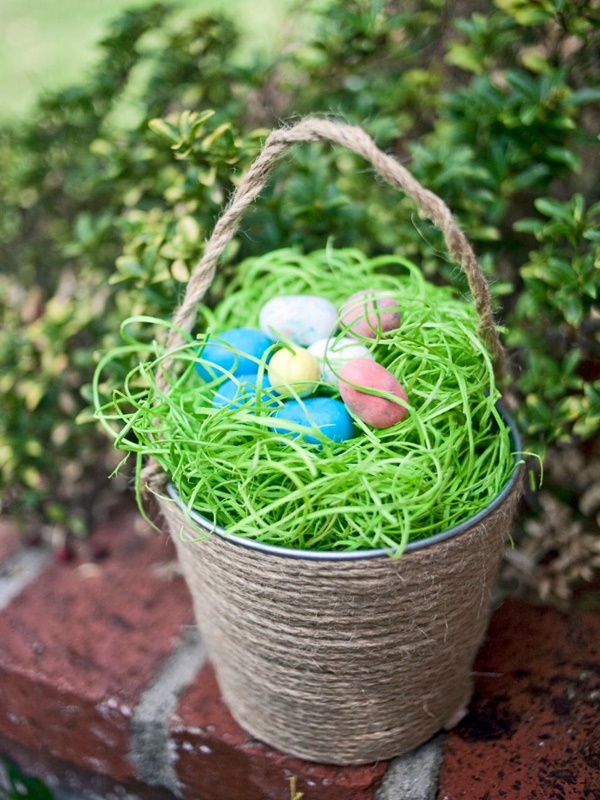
338,359,409,429
340,290,401,339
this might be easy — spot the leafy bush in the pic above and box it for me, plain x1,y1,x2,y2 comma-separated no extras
0,0,598,597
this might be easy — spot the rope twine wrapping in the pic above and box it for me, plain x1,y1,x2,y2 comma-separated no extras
159,474,521,764
141,117,521,762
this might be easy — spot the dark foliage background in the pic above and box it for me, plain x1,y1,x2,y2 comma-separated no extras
1,0,598,603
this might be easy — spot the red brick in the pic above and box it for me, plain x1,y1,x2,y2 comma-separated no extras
0,505,194,782
170,663,388,800
0,520,21,564
438,599,600,800
0,733,177,800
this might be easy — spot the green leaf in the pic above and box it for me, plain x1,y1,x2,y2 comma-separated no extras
470,225,501,241
202,122,233,150
524,393,553,428
546,146,581,173
562,348,582,376
559,294,583,326
148,118,180,144
504,70,540,101
494,0,554,26
521,49,551,74
115,255,143,278
176,216,200,245
511,164,550,192
566,88,600,108
534,197,571,221
446,44,483,74
513,217,543,234
584,381,600,407
521,259,573,287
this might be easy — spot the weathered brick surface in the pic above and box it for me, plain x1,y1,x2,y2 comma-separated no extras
0,506,194,782
170,662,389,800
0,734,177,800
0,506,393,799
438,599,600,800
4,503,598,800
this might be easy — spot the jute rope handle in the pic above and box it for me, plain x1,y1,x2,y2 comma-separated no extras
143,117,507,488
166,116,506,372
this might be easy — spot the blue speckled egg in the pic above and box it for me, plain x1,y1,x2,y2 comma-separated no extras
195,328,272,382
259,295,337,346
271,397,354,445
212,373,276,410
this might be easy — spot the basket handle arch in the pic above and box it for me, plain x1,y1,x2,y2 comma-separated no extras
166,116,507,378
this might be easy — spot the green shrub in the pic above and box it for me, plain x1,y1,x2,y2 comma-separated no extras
0,0,598,579
510,194,600,444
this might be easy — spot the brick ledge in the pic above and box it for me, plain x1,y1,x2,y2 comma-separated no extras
0,510,441,800
2,510,597,799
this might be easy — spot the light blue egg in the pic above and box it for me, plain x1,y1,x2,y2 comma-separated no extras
271,397,354,445
195,328,273,382
212,374,276,411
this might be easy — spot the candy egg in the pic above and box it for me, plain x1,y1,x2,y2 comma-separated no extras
268,345,320,398
338,359,409,429
340,290,401,339
259,295,338,346
308,336,374,384
195,328,272,382
212,374,276,410
272,397,354,445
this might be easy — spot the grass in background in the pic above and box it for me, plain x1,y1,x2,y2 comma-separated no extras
0,0,293,119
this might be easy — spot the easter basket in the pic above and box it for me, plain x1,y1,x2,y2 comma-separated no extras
99,118,523,764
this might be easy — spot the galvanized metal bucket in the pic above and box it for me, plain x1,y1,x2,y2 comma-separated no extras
146,118,523,763
158,411,522,764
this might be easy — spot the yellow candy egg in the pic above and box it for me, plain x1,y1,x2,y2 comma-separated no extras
268,345,320,398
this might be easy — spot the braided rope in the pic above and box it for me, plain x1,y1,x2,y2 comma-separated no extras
164,116,506,379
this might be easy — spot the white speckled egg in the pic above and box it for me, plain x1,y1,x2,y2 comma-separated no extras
259,295,337,346
308,336,374,384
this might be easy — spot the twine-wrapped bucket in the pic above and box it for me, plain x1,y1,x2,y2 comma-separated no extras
146,118,523,764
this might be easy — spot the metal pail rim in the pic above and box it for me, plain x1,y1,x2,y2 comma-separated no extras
166,405,522,561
